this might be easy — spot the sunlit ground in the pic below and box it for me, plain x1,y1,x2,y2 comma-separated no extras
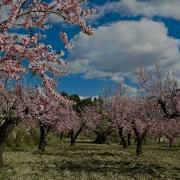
0,137,180,180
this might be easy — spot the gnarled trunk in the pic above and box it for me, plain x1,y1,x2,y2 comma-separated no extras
118,127,127,148
169,139,173,149
70,129,75,145
38,123,50,152
39,125,46,151
132,123,148,156
166,136,174,149
70,125,84,146
127,132,131,146
136,137,143,156
60,131,64,140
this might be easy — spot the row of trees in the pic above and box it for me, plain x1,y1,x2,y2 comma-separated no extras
1,65,180,167
0,0,180,169
41,65,180,157
98,66,180,155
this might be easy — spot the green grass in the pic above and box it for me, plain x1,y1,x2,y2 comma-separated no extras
0,138,180,180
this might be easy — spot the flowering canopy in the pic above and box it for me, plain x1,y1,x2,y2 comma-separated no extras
0,0,95,147
0,0,95,90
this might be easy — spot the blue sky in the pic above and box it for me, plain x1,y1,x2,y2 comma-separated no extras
15,0,180,97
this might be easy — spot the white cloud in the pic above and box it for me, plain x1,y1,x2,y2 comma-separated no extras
0,5,11,23
92,0,180,21
47,14,63,24
79,96,99,100
68,19,180,83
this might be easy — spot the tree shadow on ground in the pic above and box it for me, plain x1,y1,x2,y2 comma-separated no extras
6,148,33,153
52,159,166,178
150,145,180,152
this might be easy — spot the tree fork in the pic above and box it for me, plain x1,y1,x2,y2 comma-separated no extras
70,125,84,145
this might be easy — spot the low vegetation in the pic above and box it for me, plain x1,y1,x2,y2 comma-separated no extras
0,136,180,180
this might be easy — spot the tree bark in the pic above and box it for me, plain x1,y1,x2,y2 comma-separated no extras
118,127,127,148
136,137,143,156
167,137,173,149
166,136,174,149
169,139,173,149
132,123,148,156
70,138,75,146
127,132,131,146
60,132,64,140
38,124,49,152
70,129,75,145
70,125,84,145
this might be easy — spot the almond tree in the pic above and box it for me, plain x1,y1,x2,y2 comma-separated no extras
162,119,180,148
149,118,164,144
24,88,75,151
130,97,158,156
102,85,160,155
69,103,101,145
0,82,29,167
59,94,99,145
102,86,132,148
136,65,180,119
0,0,94,85
0,0,94,167
137,65,180,149
150,118,180,148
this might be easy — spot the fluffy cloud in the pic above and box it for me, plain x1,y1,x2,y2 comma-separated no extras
68,19,180,82
93,0,180,21
0,5,11,23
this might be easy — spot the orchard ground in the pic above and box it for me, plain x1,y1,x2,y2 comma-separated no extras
0,135,180,180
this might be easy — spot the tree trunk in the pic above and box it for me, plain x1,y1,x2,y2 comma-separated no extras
39,125,47,152
132,124,148,156
166,136,173,149
169,138,173,149
70,138,75,146
60,132,64,140
70,125,84,146
158,138,161,144
127,132,131,146
94,132,107,144
118,127,127,148
0,117,18,168
70,129,75,145
136,137,143,156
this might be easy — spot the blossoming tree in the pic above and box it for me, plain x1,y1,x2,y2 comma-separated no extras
101,86,132,148
0,0,95,167
24,88,75,151
69,104,101,145
137,65,180,150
